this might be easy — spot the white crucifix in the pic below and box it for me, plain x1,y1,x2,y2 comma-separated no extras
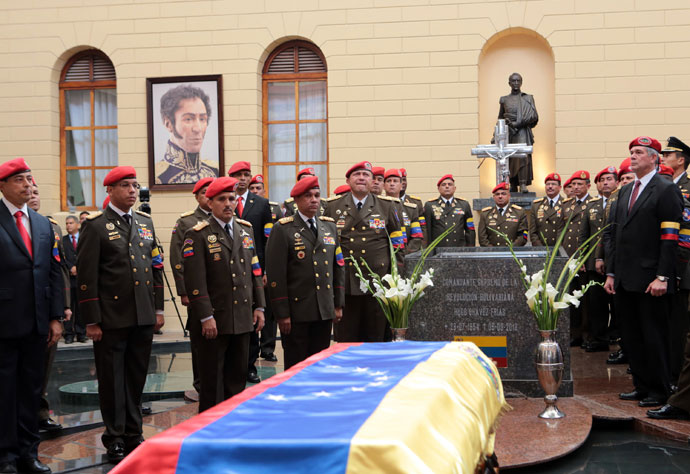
472,119,533,187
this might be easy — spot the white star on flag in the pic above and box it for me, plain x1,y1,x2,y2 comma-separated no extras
313,391,332,397
266,394,287,402
351,386,366,392
368,381,384,387
354,367,369,373
325,365,342,369
369,371,386,376
375,376,389,381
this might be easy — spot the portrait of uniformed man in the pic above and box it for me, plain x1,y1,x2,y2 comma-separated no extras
154,83,219,185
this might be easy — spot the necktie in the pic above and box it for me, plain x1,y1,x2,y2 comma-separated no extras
549,199,554,208
72,235,77,250
499,207,504,216
224,223,233,240
307,218,317,237
14,210,32,258
237,197,244,218
357,202,363,211
123,214,131,225
628,180,641,213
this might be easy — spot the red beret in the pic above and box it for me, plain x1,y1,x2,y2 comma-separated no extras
384,168,402,180
372,166,385,177
102,195,110,209
563,177,573,188
192,177,214,194
594,166,618,183
249,174,264,186
569,170,590,181
290,175,319,198
334,184,351,195
400,168,407,178
544,172,561,184
618,157,633,178
345,161,373,178
0,157,31,181
492,182,509,193
437,174,454,187
228,161,251,176
629,136,661,153
297,167,315,179
205,177,239,199
658,164,674,177
103,166,136,186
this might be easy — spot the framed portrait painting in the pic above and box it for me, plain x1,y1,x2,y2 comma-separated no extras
146,75,224,190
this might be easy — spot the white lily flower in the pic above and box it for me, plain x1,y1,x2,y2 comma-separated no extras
382,274,396,288
359,280,369,294
567,260,579,274
552,301,568,310
545,283,558,304
525,287,539,310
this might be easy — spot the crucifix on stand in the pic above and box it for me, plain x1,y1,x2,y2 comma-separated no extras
472,119,533,191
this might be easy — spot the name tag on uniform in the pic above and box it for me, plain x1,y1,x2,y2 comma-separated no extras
138,228,153,240
369,218,385,229
208,242,221,253
242,236,255,249
323,235,335,245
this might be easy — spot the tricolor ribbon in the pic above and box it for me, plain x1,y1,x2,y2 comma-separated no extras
661,221,680,241
251,256,262,276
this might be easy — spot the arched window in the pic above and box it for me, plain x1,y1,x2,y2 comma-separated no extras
60,50,117,210
262,41,328,203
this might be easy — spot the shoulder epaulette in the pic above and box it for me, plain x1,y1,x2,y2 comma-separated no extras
326,194,344,202
269,201,279,206
278,216,294,224
404,202,417,209
86,211,103,220
236,218,252,227
532,197,544,203
563,197,575,203
319,216,335,222
379,195,400,203
410,195,422,201
587,197,601,203
284,197,294,203
456,196,467,202
320,197,327,202
48,217,58,225
193,221,209,231
135,210,151,218
511,204,523,209
481,206,492,212
180,210,195,218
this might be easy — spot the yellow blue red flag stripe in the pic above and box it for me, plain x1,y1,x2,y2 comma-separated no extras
661,221,680,241
151,247,164,269
263,222,273,238
418,216,426,227
466,217,475,230
335,246,344,266
410,221,423,238
52,239,60,262
680,229,690,248
390,230,404,248
251,256,262,276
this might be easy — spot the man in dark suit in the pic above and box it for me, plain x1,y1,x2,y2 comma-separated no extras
604,136,683,408
181,177,265,412
78,166,165,463
62,215,85,344
228,161,272,382
266,177,345,369
0,157,63,474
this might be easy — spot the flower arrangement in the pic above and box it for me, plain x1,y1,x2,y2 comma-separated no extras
348,225,456,329
490,217,606,330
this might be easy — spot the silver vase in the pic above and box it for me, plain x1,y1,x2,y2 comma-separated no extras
535,329,565,419
391,327,407,342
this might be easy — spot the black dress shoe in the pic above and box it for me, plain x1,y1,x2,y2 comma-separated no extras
0,462,17,473
626,367,632,374
247,372,261,384
619,389,647,401
261,352,278,362
77,335,87,343
607,351,628,364
585,341,609,352
639,396,666,408
64,336,74,344
570,337,583,347
125,437,144,454
106,442,126,464
16,458,50,473
38,418,63,432
141,405,152,415
647,404,690,420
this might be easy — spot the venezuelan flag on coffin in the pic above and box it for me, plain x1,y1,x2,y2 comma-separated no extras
111,341,507,474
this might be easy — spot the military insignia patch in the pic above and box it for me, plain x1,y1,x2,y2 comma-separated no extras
242,236,254,249
453,208,465,216
80,284,87,291
638,136,652,145
271,282,277,287
184,238,193,246
106,223,115,230
213,253,221,261
109,234,120,241
323,235,335,245
192,289,199,295
175,264,181,270
138,227,153,240
183,247,194,257
683,208,690,222
208,235,217,243
369,218,385,229
297,250,305,259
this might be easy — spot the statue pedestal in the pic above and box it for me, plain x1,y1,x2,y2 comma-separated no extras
404,247,573,398
473,192,536,212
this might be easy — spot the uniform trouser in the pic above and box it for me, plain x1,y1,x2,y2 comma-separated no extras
63,286,85,338
38,340,58,420
336,295,387,342
259,299,277,356
283,320,333,370
187,316,201,393
586,272,609,344
569,273,586,340
247,330,260,375
668,329,690,412
670,288,690,382
615,288,672,399
94,325,154,449
197,332,250,413
0,331,45,463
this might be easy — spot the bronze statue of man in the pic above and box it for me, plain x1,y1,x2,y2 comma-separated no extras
497,73,538,193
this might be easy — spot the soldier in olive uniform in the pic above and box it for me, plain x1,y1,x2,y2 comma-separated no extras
661,136,690,200
283,168,326,217
266,176,345,369
399,169,428,246
170,177,214,396
248,175,283,228
182,177,266,413
529,173,565,247
384,169,423,254
77,166,164,462
323,161,404,342
424,174,475,247
478,182,528,247
561,170,604,350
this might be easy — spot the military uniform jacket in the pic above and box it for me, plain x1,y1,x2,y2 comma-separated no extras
265,214,346,322
323,192,404,295
283,197,326,218
170,206,210,297
48,217,70,308
561,195,603,271
402,194,427,245
263,201,283,240
182,218,266,335
676,171,690,200
528,196,565,247
77,207,164,329
424,196,475,247
595,190,618,261
478,204,527,247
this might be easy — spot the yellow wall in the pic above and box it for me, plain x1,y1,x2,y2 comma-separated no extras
2,0,690,324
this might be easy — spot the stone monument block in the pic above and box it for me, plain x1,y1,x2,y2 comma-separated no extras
405,247,572,398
